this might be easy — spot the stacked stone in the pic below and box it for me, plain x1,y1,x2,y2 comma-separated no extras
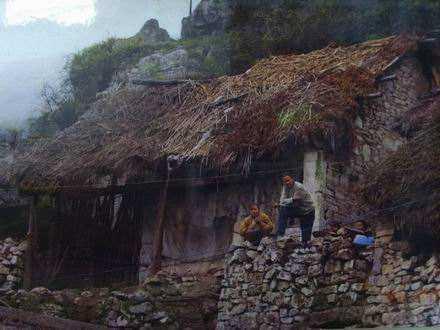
1,273,221,329
364,227,440,327
217,227,372,329
311,227,371,326
0,238,26,292
2,284,177,328
324,57,427,223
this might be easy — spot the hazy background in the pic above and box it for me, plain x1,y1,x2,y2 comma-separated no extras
0,0,201,126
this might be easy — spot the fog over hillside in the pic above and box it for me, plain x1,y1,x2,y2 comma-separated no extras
0,0,200,126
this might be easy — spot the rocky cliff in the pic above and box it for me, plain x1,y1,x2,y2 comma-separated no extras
181,0,231,39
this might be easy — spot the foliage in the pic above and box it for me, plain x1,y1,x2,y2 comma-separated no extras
28,83,81,139
28,112,58,139
67,37,176,104
277,104,313,128
28,0,440,138
141,62,165,80
179,34,232,76
220,0,440,73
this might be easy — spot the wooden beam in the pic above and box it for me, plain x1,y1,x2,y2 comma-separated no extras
377,74,396,82
23,197,36,290
364,92,383,99
382,55,405,73
147,166,170,275
131,79,190,86
41,168,289,197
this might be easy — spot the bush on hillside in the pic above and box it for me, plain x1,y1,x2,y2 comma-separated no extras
67,37,177,104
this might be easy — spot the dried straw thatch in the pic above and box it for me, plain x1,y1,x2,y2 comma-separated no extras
17,35,420,187
361,96,440,241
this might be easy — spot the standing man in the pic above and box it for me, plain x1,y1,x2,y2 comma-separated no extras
276,175,315,244
240,204,274,246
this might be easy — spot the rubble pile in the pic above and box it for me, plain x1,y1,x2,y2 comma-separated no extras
1,272,221,329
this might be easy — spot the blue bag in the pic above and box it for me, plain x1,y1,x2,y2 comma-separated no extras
353,234,374,246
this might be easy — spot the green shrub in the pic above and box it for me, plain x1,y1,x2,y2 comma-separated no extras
277,104,312,128
28,112,58,139
141,62,165,80
67,37,176,104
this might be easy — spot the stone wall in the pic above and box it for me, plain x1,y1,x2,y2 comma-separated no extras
1,272,222,329
364,226,440,327
0,237,222,329
323,56,431,223
217,224,440,329
0,237,26,293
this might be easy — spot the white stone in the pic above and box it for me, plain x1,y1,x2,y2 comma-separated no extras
278,271,291,282
9,256,17,265
338,283,349,293
410,282,422,291
301,287,313,297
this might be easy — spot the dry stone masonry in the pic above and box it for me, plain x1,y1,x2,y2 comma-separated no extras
0,236,223,329
217,224,440,329
0,272,221,329
323,57,430,224
364,228,440,327
0,232,438,329
0,238,26,293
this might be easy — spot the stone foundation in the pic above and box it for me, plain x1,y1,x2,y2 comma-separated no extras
1,273,222,329
217,225,440,329
0,238,26,292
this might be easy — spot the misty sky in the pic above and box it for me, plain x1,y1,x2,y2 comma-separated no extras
0,0,201,126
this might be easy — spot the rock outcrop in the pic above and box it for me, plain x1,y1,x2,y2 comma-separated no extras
129,47,205,82
136,19,171,45
181,0,231,39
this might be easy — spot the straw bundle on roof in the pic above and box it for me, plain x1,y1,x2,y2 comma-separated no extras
16,35,419,187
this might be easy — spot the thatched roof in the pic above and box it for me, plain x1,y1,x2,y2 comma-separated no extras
360,96,440,241
16,35,422,188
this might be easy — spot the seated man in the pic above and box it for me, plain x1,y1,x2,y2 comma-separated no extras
276,175,315,244
240,204,274,245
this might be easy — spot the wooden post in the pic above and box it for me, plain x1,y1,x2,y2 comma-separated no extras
24,196,36,290
189,0,193,16
147,167,170,276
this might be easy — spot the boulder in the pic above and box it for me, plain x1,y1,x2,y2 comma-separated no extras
130,47,204,83
129,302,154,315
135,19,171,44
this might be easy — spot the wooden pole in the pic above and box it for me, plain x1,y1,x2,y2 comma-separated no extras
147,166,170,276
189,0,193,16
23,196,36,290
